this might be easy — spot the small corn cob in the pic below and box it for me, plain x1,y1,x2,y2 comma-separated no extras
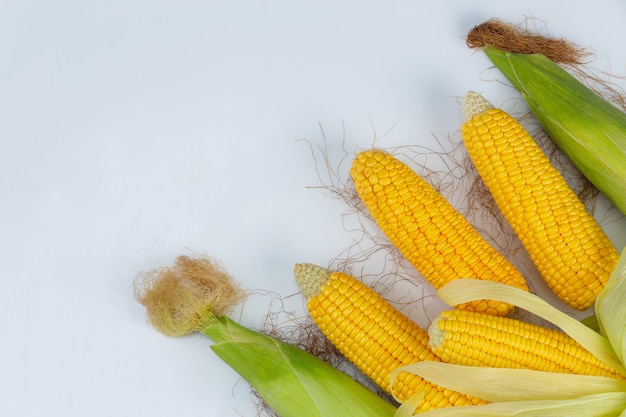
428,309,626,381
294,263,486,412
461,91,619,310
350,149,528,316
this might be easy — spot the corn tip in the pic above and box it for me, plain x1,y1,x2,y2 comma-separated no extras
427,314,445,351
294,263,331,299
462,91,493,123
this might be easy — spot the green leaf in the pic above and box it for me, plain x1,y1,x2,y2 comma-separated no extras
202,316,397,417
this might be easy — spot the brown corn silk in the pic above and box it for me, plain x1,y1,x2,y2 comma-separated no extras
466,19,590,65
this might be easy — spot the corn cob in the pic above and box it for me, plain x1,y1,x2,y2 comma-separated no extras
294,263,486,412
428,309,626,382
461,91,619,310
350,149,528,316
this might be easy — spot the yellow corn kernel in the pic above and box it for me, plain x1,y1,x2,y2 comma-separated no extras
350,149,529,316
461,91,619,310
294,263,486,412
428,309,626,381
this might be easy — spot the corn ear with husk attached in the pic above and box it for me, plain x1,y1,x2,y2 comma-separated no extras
480,45,626,215
202,315,397,417
392,248,626,417
134,255,397,417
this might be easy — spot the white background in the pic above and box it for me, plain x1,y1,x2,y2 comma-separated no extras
2,1,626,416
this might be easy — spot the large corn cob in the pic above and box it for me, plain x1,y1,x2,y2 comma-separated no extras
428,309,626,381
350,149,528,316
461,91,619,310
294,263,486,412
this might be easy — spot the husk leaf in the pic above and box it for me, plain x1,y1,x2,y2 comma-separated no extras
596,247,626,366
202,315,397,417
398,392,626,417
392,362,626,403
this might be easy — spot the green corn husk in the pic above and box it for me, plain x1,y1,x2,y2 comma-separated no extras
134,255,397,417
202,315,397,417
482,45,626,216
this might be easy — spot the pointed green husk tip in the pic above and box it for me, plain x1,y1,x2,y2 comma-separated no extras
202,315,397,417
479,44,626,216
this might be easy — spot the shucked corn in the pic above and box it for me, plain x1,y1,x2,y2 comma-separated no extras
428,309,626,381
461,91,619,310
350,149,528,316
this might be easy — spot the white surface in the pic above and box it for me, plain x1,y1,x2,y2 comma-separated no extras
2,1,626,416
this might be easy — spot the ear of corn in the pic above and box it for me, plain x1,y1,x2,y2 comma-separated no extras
481,45,626,216
428,309,626,381
461,91,619,310
135,255,398,417
349,149,528,316
386,252,626,416
294,263,486,412
438,279,626,376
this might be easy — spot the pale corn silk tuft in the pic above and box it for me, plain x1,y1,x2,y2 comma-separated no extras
134,255,246,336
